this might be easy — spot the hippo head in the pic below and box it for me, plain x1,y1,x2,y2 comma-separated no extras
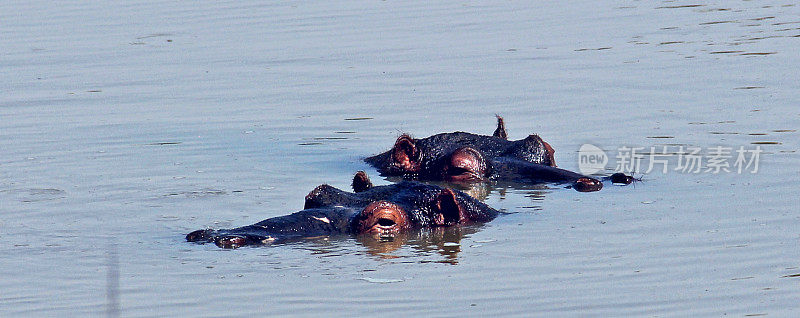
307,172,481,239
378,135,554,182
365,116,603,192
186,172,498,248
366,117,560,179
351,190,468,239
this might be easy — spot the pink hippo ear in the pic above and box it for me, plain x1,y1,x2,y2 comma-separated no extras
433,188,466,226
391,134,420,172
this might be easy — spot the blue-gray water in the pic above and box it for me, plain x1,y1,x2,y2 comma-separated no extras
2,1,798,316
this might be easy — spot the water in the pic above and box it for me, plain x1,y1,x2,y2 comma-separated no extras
2,0,798,316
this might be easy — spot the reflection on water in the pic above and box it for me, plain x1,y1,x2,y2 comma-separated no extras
391,176,554,204
356,225,484,265
191,219,489,265
105,240,120,318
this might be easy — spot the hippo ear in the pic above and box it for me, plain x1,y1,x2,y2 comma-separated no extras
516,134,557,167
540,138,556,167
492,115,508,140
304,184,332,209
433,189,466,226
352,171,373,193
391,134,420,171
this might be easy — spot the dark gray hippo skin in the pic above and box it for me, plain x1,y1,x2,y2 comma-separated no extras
186,172,498,248
365,116,614,192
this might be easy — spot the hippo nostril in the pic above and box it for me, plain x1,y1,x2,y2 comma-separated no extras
186,229,209,242
377,218,396,227
574,177,603,192
215,236,247,248
610,172,634,185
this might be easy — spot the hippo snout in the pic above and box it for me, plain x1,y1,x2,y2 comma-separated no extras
186,229,215,242
573,177,603,192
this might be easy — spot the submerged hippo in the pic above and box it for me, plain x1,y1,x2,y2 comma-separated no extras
186,171,498,248
365,116,624,192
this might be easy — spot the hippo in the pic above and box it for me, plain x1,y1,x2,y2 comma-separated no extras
365,116,628,192
186,171,498,248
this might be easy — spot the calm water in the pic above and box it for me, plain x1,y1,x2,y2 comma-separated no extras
2,1,799,316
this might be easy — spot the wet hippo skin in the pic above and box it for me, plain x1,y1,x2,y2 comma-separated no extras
186,172,498,248
365,116,606,192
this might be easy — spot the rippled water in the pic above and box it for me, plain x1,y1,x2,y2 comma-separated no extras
2,1,799,316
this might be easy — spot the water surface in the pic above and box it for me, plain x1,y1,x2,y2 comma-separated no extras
2,0,799,316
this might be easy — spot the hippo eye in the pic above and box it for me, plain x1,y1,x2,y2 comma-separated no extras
377,218,396,227
354,201,410,238
445,147,486,182
446,167,471,176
